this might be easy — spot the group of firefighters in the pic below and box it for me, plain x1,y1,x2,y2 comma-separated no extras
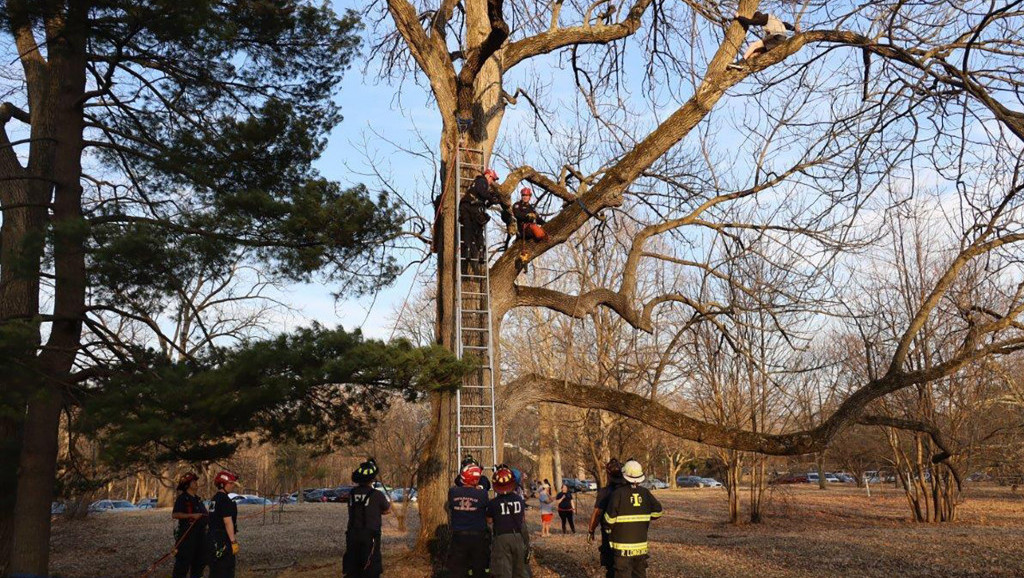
168,456,662,578
458,168,547,270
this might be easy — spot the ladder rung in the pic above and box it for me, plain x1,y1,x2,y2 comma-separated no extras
463,346,489,350
460,445,494,449
460,404,493,409
461,385,491,389
460,425,492,428
462,274,488,279
461,291,488,296
462,310,490,314
462,327,489,332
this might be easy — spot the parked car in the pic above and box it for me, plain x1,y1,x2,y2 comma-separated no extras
89,499,137,512
230,493,262,503
303,489,331,502
699,477,723,488
676,475,706,487
806,472,820,484
389,488,418,502
771,474,809,484
51,502,66,515
236,496,274,505
967,472,992,482
583,479,598,491
831,473,857,484
642,477,670,490
135,497,158,509
824,474,840,483
278,494,297,504
562,478,587,492
329,486,355,503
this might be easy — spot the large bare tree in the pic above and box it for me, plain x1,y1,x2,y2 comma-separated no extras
370,0,1024,550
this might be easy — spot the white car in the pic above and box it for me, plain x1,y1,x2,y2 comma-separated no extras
699,478,723,488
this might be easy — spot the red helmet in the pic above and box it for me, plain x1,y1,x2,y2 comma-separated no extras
493,467,516,493
460,465,483,487
214,470,239,487
178,472,199,486
483,168,499,181
520,187,533,198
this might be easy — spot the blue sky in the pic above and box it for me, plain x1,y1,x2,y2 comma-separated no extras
281,1,443,340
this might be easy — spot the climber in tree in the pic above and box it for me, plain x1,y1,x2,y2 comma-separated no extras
459,168,514,262
728,11,796,67
512,187,547,273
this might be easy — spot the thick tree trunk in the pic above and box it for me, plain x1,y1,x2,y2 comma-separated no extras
0,166,47,578
552,422,563,491
724,450,740,524
816,451,827,490
538,403,555,486
8,14,88,573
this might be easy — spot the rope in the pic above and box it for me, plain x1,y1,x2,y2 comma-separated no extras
139,516,202,578
137,501,274,578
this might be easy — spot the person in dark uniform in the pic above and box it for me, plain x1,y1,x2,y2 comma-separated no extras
207,470,240,578
343,459,391,578
603,460,663,578
589,459,627,578
459,168,514,261
447,464,490,577
512,187,547,241
487,466,530,578
512,187,546,272
453,454,492,491
171,472,207,578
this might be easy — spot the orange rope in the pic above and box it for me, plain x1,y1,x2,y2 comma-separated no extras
138,501,275,577
139,516,202,578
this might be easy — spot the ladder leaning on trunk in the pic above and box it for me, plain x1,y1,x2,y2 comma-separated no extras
453,144,499,471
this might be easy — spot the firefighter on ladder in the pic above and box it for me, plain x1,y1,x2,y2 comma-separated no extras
512,187,546,272
343,458,391,578
459,168,514,264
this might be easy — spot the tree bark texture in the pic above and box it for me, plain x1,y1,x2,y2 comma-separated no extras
4,3,89,573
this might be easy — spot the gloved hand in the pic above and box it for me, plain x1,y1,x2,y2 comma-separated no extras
507,222,517,236
588,530,596,543
231,542,240,556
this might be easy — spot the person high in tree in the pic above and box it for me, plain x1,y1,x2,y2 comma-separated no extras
343,459,391,578
727,10,796,69
459,168,514,263
512,187,547,272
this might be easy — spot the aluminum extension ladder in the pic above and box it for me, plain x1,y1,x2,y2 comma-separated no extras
454,145,499,470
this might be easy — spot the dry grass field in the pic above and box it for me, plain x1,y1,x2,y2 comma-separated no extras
50,484,1024,577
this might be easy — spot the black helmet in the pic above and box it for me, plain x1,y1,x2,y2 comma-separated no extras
352,458,379,484
461,455,480,469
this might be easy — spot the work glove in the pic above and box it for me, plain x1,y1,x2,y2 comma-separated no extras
507,222,517,236
231,542,240,556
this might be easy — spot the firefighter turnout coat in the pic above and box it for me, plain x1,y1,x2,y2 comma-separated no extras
602,484,663,556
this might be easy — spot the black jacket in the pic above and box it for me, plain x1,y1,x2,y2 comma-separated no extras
603,484,663,556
